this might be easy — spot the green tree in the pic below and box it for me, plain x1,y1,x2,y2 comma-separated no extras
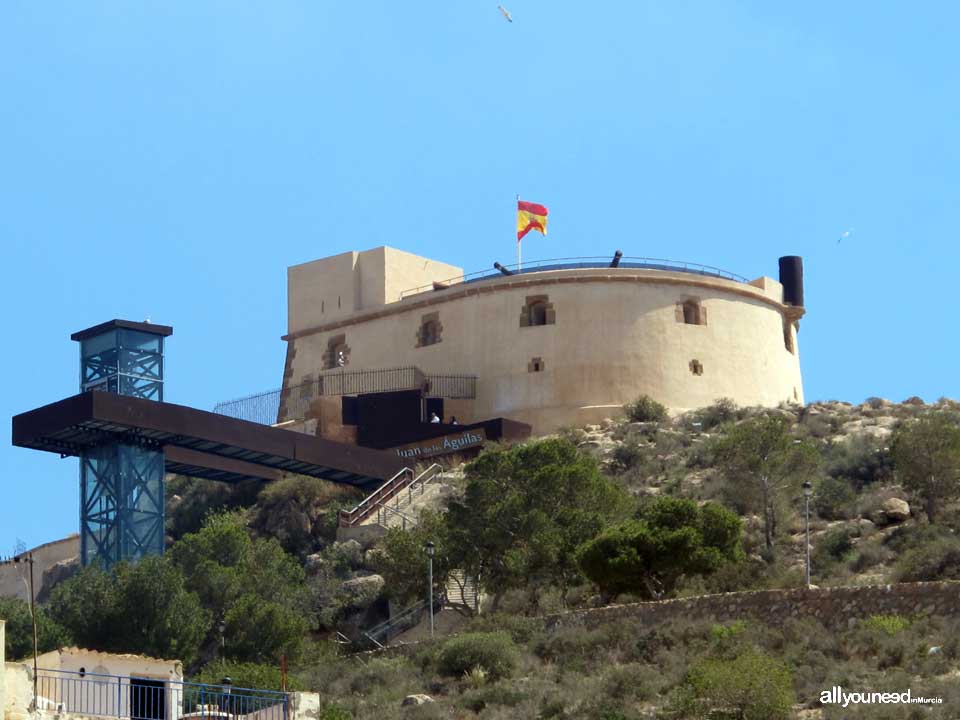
577,496,742,602
48,557,209,665
369,510,453,608
714,415,819,554
170,511,311,663
222,595,310,663
446,439,630,610
193,658,303,691
0,597,70,661
891,411,960,522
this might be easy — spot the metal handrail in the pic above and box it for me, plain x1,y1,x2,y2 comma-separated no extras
372,500,415,529
363,598,430,647
338,467,413,526
339,463,443,527
399,255,749,299
34,667,289,720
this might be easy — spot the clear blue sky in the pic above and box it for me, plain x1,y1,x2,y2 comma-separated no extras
2,2,957,548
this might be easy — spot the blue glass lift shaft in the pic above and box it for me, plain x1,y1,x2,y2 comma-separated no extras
71,320,173,568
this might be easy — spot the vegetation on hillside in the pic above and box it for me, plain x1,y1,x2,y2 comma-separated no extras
4,394,960,718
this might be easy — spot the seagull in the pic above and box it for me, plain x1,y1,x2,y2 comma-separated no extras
498,5,513,22
839,228,853,244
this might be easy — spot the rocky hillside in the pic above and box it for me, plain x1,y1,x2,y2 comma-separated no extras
562,396,960,595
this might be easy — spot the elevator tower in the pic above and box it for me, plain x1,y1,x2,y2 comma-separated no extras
71,320,173,567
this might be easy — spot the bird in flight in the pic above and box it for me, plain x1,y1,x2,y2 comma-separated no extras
498,5,513,22
839,228,853,244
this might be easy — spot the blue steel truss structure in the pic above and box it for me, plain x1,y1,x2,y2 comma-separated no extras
74,322,170,567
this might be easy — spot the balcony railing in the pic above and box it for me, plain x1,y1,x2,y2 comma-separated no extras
35,668,289,720
213,367,477,426
399,255,749,299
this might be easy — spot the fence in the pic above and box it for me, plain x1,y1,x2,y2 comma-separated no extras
35,669,289,720
213,368,478,426
399,255,749,298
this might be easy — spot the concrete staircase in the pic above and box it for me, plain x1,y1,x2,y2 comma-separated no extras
358,465,455,529
445,569,480,613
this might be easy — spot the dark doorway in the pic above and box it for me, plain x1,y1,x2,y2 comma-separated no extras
130,678,166,720
425,397,444,422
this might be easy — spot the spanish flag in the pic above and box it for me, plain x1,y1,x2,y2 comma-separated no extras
517,200,548,241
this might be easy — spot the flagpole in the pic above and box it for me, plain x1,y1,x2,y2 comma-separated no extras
516,194,521,272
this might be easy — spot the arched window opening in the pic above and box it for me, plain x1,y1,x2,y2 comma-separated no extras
520,295,555,327
529,302,548,326
323,335,350,369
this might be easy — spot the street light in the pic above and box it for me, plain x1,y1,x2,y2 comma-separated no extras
424,541,436,638
802,481,813,587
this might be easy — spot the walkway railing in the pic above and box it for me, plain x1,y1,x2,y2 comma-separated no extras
213,369,477,426
399,255,749,298
339,463,442,527
35,668,289,720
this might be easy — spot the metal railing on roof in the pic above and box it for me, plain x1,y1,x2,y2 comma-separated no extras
399,255,748,299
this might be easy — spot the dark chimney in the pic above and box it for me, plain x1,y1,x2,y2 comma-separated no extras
778,256,804,307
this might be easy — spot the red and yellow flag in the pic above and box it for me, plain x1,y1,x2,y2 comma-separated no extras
517,200,548,241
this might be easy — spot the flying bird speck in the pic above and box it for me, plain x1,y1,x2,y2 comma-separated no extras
498,5,513,22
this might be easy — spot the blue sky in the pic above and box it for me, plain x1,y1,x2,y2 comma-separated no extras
2,2,958,547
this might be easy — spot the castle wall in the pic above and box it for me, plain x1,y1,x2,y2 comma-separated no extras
283,261,804,435
0,536,79,603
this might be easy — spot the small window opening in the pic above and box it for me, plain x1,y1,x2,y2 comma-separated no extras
324,335,350,369
530,302,548,326
520,295,555,327
682,300,702,325
322,300,325,313
529,357,545,373
338,295,341,309
689,359,704,376
417,313,443,347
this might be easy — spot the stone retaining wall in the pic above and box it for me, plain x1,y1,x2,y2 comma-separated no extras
544,581,960,632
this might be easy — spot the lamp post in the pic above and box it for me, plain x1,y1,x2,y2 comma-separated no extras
802,480,813,587
425,541,435,638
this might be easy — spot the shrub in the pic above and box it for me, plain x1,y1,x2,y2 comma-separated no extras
825,435,894,488
610,440,645,472
624,395,668,423
318,706,351,720
849,541,890,573
695,398,741,430
671,650,795,720
437,632,519,680
893,536,960,582
814,477,857,520
861,615,912,636
815,527,856,565
466,613,544,645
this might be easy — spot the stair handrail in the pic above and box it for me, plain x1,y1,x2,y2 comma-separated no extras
363,599,429,647
338,466,412,527
339,463,444,527
370,500,415,530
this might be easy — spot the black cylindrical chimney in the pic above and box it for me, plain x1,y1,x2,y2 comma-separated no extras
778,256,804,307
